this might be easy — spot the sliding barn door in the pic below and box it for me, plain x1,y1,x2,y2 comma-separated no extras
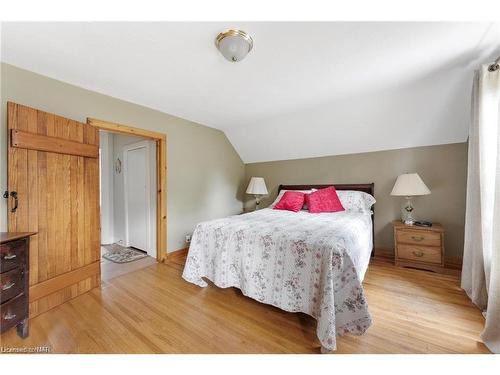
7,102,100,318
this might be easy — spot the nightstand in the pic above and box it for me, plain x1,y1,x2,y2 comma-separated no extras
392,220,445,272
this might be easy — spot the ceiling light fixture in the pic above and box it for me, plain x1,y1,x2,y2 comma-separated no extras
215,29,253,62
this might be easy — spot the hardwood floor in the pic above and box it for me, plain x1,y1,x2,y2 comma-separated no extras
0,256,490,354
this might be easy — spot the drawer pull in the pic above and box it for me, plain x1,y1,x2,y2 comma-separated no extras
3,254,17,260
3,312,17,320
412,250,424,257
411,236,425,242
2,281,15,290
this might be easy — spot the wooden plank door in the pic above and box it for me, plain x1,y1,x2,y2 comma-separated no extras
7,102,101,318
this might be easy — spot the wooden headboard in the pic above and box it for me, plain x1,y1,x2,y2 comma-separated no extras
278,183,375,256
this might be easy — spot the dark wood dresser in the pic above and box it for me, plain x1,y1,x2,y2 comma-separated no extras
1,232,35,338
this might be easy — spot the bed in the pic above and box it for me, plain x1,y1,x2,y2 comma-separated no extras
182,183,375,352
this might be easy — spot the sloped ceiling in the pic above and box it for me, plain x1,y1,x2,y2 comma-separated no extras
2,22,499,163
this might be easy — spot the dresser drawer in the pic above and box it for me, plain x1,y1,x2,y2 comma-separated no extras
0,267,25,304
396,229,441,247
397,244,442,265
0,239,26,273
0,293,27,333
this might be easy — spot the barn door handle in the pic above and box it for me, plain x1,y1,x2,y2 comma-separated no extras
10,191,18,213
3,191,18,212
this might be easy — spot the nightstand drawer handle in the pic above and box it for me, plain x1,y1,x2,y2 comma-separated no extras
3,253,17,260
2,281,15,291
411,236,425,242
3,312,17,320
412,250,424,257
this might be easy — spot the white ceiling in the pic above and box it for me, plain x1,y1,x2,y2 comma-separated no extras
2,22,500,163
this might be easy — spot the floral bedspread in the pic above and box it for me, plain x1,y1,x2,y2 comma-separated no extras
182,208,373,351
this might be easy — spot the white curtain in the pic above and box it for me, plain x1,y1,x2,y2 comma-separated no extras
462,63,500,354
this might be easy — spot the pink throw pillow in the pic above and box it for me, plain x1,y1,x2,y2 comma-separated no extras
274,191,305,212
305,187,345,213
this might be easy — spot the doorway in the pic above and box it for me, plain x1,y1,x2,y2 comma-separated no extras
99,132,157,281
89,118,167,282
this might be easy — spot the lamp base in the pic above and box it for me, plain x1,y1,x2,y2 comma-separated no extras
401,197,415,225
254,195,261,211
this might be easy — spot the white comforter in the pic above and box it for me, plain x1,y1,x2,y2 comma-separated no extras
182,208,373,351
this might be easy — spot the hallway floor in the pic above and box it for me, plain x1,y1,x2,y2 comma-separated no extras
100,245,157,282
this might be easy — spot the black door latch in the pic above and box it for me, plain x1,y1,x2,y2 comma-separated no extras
3,191,18,212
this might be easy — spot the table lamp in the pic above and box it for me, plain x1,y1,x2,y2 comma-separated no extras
390,173,431,224
246,177,268,210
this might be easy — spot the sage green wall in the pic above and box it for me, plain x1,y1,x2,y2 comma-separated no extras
245,143,468,261
0,63,245,252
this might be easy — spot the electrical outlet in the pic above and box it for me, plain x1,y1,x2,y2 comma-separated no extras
185,234,191,244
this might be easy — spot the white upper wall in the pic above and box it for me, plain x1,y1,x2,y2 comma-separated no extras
2,22,500,162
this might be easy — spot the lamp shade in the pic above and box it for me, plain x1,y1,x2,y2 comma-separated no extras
246,177,268,195
390,173,431,196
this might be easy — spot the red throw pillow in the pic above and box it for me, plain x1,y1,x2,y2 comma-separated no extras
274,191,306,212
305,186,345,213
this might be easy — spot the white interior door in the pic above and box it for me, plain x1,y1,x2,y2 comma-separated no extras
124,142,151,253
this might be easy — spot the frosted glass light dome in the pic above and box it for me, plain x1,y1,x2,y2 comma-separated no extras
216,29,253,62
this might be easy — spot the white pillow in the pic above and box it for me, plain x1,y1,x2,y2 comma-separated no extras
337,190,376,213
268,189,315,208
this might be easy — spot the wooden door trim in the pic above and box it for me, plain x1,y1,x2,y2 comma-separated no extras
87,118,167,262
87,118,166,139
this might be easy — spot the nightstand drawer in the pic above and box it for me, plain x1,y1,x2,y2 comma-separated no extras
396,230,441,247
398,245,442,264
